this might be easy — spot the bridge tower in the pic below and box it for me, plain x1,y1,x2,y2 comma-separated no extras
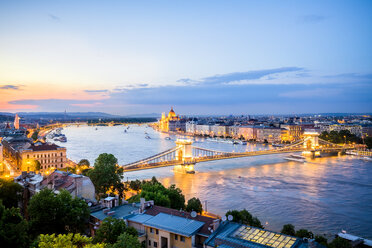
302,130,320,157
175,139,193,162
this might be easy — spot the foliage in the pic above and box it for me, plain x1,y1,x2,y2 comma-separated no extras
110,233,141,248
93,217,127,244
78,159,90,167
186,197,203,214
328,237,352,248
31,131,39,141
314,235,328,247
0,178,23,208
281,224,295,236
87,153,124,199
319,130,361,144
0,201,30,248
136,177,185,209
125,226,138,237
28,189,90,236
365,136,372,149
295,229,314,239
38,233,105,248
225,209,263,228
129,179,142,191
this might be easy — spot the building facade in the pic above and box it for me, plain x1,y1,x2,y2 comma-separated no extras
158,107,186,132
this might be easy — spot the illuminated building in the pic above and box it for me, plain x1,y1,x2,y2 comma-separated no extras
14,113,20,129
158,107,186,132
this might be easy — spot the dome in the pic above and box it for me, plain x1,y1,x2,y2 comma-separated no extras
168,107,176,117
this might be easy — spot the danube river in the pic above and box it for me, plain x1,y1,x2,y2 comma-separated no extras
53,125,372,239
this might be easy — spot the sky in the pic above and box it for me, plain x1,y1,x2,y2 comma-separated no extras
0,0,371,115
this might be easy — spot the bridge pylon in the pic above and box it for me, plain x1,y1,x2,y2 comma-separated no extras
175,139,193,162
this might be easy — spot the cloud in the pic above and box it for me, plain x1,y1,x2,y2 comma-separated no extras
85,89,109,94
279,88,342,98
298,15,326,23
48,14,60,22
0,84,21,90
200,67,303,85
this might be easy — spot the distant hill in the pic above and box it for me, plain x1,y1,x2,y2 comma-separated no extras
0,112,119,120
124,113,161,118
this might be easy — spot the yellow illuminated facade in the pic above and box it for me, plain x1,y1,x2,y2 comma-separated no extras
158,107,181,132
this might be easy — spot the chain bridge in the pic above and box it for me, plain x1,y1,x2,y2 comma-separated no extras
122,131,354,172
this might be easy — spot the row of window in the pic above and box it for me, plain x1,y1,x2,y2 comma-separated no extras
26,153,64,159
38,158,64,164
148,240,157,247
40,164,64,169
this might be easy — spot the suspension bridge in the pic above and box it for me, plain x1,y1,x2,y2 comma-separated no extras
122,131,354,172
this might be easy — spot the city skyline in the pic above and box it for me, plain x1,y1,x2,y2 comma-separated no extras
0,0,371,115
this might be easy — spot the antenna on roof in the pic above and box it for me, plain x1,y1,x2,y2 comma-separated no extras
191,211,197,218
222,216,227,222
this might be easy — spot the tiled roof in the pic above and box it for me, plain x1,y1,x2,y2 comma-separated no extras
144,205,217,236
30,143,64,151
142,213,205,237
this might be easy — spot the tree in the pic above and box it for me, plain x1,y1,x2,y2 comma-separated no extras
93,217,127,244
38,233,105,248
0,201,30,248
295,229,313,239
186,197,203,214
111,233,141,248
328,237,352,248
129,180,142,191
365,137,372,149
28,189,90,236
167,184,185,210
225,209,263,228
78,159,90,167
314,235,328,247
31,131,39,141
281,224,295,236
0,178,23,208
87,153,124,199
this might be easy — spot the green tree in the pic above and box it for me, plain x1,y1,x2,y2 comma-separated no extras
186,197,203,214
38,233,105,248
0,201,30,248
281,224,295,236
93,217,127,244
0,178,23,208
314,235,328,247
125,226,138,237
111,233,141,248
78,159,90,167
295,229,313,239
87,153,124,199
167,184,185,210
225,209,263,228
328,237,352,248
365,137,372,149
31,131,39,141
28,189,90,236
129,180,142,191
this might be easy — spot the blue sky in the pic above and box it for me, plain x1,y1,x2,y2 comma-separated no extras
0,0,371,115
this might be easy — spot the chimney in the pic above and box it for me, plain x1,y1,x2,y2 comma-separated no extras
212,219,220,231
140,198,146,212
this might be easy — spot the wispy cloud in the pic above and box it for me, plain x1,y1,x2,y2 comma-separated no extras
0,84,21,90
48,14,60,22
85,89,109,94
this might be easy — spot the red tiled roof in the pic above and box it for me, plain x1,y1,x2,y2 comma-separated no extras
144,205,218,236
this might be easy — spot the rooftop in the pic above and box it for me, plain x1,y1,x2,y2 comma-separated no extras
91,203,140,221
205,222,308,248
142,212,205,237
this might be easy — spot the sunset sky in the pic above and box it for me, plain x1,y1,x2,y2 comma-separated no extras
0,0,371,115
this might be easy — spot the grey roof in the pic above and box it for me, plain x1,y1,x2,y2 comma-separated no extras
143,213,205,237
127,214,154,224
91,204,140,221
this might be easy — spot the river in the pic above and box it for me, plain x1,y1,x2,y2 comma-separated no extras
50,124,372,239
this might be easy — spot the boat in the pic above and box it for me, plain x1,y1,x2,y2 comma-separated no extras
361,156,372,162
145,135,151,139
232,140,240,145
95,128,98,130
59,136,67,142
272,143,283,147
124,129,127,133
284,154,306,162
165,137,171,140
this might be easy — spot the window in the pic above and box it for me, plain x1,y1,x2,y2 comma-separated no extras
154,241,158,247
175,235,178,240
180,236,185,242
150,228,153,233
148,240,151,246
61,158,63,162
156,229,159,235
27,154,29,158
61,164,63,168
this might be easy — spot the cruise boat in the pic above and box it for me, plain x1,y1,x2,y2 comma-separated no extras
145,135,151,139
165,137,171,140
284,154,306,163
